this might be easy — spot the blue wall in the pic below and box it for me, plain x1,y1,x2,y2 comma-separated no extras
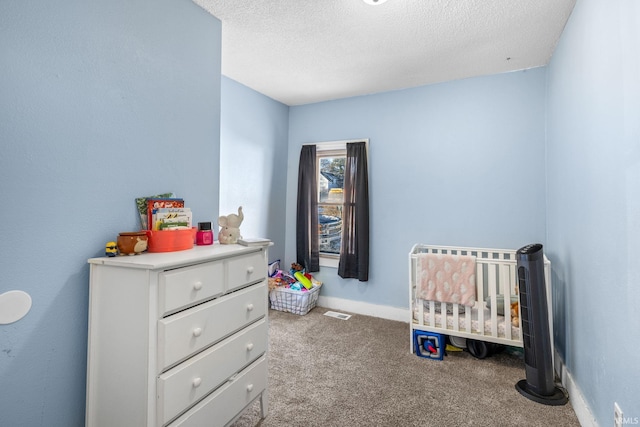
286,69,548,309
546,0,640,424
2,0,635,424
220,77,289,264
0,0,221,424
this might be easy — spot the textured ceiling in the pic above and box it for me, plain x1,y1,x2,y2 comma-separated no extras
194,0,576,106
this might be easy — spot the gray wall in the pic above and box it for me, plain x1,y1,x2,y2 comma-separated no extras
0,0,221,424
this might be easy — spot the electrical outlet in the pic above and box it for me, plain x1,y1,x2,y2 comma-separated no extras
614,402,623,427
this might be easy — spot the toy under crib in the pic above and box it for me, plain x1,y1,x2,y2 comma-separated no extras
409,244,553,359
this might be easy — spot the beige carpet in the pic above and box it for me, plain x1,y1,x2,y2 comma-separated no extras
231,307,580,427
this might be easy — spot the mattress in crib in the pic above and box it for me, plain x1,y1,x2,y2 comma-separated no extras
412,301,521,341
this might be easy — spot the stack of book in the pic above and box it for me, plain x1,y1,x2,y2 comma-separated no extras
135,194,192,231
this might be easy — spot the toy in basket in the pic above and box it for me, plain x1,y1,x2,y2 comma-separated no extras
268,263,322,315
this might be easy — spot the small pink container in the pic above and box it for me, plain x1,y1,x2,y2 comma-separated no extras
196,222,214,246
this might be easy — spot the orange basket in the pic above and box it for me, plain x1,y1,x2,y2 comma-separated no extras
146,227,196,253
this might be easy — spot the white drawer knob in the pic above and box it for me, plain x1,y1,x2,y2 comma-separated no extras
192,327,203,337
246,343,254,351
246,384,254,392
247,266,254,274
193,281,203,291
246,303,254,312
192,377,202,388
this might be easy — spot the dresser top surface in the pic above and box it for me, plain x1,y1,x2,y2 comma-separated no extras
88,243,268,270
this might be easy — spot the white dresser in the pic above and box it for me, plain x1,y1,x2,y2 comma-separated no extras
86,244,269,427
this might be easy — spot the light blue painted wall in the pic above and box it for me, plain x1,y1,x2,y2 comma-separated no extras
546,0,640,424
220,77,289,264
286,69,547,309
0,0,221,425
5,0,633,423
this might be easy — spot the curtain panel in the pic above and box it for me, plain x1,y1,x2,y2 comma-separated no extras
296,145,320,272
338,142,369,281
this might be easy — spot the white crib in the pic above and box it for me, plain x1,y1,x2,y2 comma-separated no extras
409,244,553,358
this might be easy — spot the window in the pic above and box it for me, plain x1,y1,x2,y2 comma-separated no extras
297,140,369,280
317,150,346,263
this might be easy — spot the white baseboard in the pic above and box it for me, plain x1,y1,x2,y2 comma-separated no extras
316,295,409,323
555,351,597,427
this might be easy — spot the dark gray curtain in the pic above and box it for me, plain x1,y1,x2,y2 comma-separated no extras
338,142,369,281
296,145,319,272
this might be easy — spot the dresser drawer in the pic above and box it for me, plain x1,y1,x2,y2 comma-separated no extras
168,356,267,427
158,282,267,371
227,251,266,293
157,319,267,425
159,261,225,317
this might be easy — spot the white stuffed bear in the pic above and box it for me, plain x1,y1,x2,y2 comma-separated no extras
218,206,244,244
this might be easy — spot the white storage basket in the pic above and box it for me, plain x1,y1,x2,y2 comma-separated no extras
269,285,320,315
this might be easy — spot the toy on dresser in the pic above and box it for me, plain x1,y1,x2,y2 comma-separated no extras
218,206,243,244
105,242,118,257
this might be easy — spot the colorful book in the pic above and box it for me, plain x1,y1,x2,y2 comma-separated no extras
146,198,185,231
135,193,175,230
153,208,192,231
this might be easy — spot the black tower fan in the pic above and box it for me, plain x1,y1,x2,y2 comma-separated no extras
515,243,568,405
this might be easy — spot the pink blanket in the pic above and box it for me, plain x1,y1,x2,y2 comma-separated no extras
416,253,476,307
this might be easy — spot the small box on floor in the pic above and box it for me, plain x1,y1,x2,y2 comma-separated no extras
413,330,445,360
